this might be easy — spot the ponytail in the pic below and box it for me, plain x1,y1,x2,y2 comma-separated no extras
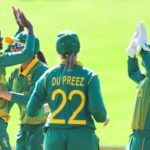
60,53,77,84
36,51,47,64
63,53,76,72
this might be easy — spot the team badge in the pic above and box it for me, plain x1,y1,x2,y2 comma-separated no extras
27,75,32,85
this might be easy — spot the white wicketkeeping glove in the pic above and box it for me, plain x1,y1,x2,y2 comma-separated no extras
136,21,148,56
126,24,141,58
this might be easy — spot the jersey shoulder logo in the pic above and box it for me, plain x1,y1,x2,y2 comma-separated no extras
27,75,32,85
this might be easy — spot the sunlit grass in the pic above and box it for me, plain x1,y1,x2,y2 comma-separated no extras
0,0,149,147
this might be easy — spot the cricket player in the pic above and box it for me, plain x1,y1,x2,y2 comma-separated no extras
0,31,49,150
0,7,36,150
27,30,109,150
126,22,150,150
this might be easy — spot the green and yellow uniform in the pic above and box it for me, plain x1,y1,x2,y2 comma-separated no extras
0,34,35,150
7,56,48,150
27,60,107,150
127,50,150,150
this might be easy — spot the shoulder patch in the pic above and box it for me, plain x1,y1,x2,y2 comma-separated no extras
27,75,32,85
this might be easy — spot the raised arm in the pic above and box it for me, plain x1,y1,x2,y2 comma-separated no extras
0,7,35,67
128,57,145,83
126,22,147,83
4,7,24,53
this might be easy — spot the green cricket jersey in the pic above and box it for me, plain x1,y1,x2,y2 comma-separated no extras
0,67,8,122
7,57,48,124
0,35,35,122
27,61,107,129
128,50,150,130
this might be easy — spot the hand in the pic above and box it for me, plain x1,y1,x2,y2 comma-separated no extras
136,21,148,56
16,8,33,29
103,116,110,126
13,7,33,34
12,6,24,31
138,22,150,52
126,22,147,58
126,42,136,58
140,22,148,44
126,24,141,58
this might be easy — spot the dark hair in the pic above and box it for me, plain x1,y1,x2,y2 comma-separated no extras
63,53,76,72
36,51,47,64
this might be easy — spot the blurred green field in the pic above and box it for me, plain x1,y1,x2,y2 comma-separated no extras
0,0,149,148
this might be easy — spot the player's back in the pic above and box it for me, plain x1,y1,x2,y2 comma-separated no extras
45,62,97,129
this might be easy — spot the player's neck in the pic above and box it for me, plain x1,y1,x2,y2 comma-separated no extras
21,61,30,71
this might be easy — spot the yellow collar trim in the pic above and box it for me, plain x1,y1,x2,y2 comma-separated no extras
19,57,39,76
60,60,83,66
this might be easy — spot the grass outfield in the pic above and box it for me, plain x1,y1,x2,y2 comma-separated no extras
0,0,149,148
